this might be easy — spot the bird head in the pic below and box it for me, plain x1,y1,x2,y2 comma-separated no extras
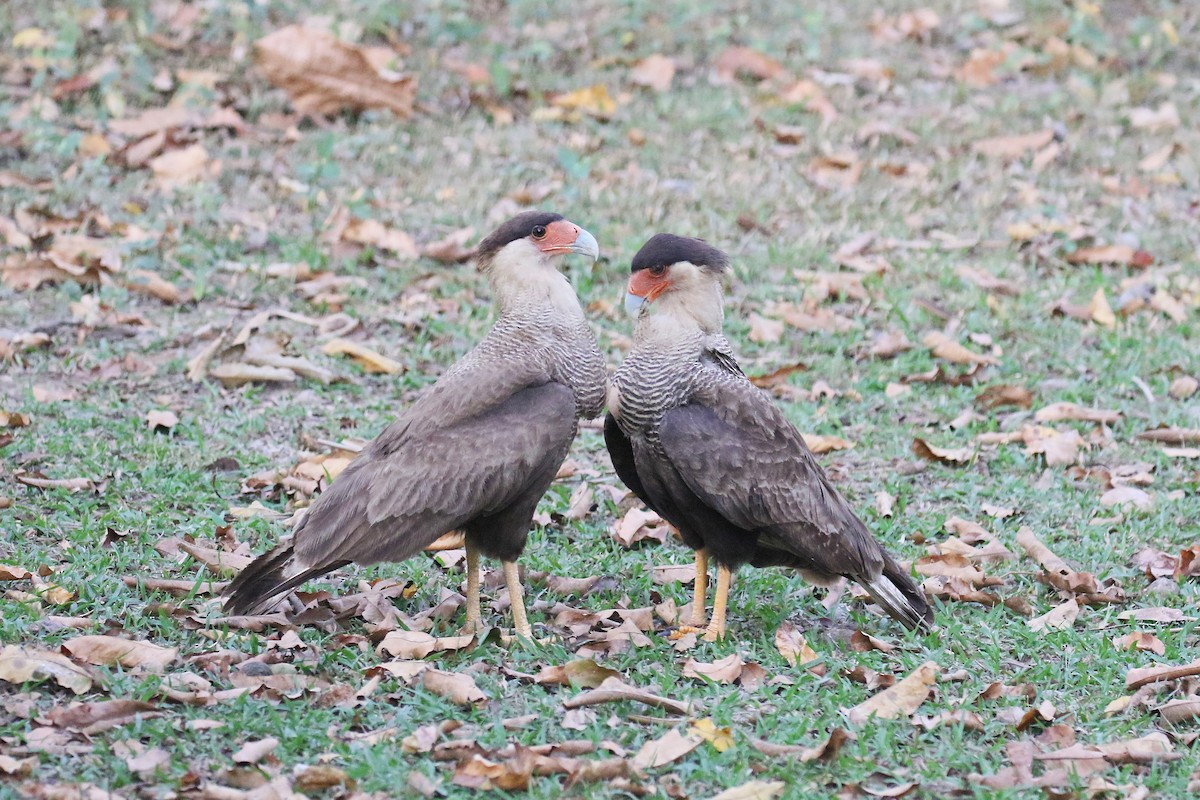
625,234,729,332
474,210,600,275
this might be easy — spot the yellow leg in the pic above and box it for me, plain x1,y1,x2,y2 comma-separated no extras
703,564,732,642
502,560,532,640
462,541,482,633
690,549,709,627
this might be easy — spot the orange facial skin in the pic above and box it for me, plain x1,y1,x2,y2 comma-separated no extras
627,267,670,303
534,219,586,255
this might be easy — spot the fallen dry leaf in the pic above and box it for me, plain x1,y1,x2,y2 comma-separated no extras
1100,486,1153,511
611,507,668,548
0,645,93,694
1112,631,1165,656
321,338,403,374
800,433,854,454
1126,659,1200,690
1034,402,1120,425
875,491,895,518
845,661,938,724
62,635,178,672
630,54,676,92
563,677,690,715
534,659,621,689
774,622,823,673
149,144,214,187
976,384,1034,410
1137,427,1200,446
256,25,416,117
922,331,998,366
747,313,785,344
342,218,419,258
550,85,617,118
146,409,178,432
683,653,753,685
631,727,703,770
1168,376,1198,400
713,46,785,83
422,668,486,707
1027,599,1079,632
707,780,787,800
233,736,279,765
912,438,972,465
1089,288,1116,327
972,129,1054,159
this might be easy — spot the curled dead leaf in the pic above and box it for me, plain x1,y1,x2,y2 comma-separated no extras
0,645,93,694
845,661,938,724
255,25,416,117
422,668,486,707
62,635,178,672
321,338,403,374
912,438,972,465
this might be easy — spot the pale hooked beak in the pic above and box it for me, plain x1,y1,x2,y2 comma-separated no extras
623,292,645,316
567,228,600,262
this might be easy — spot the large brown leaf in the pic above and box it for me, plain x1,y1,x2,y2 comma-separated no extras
256,25,416,117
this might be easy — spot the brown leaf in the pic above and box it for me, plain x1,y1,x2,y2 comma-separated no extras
255,25,416,117
975,384,1033,410
549,85,617,118
1137,427,1200,446
972,129,1054,159
713,46,785,83
0,564,32,580
48,699,157,732
914,554,992,585
845,661,938,724
342,218,419,258
422,227,474,263
1112,631,1165,656
747,313,785,344
1027,599,1079,632
0,645,93,694
1158,698,1200,725
912,438,972,465
146,409,178,432
800,433,854,454
631,727,703,769
563,676,690,715
1100,486,1153,511
922,331,998,365
125,269,185,303
453,751,533,791
748,362,808,389
683,652,750,685
149,144,213,187
233,736,279,764
1126,659,1200,689
0,411,31,427
295,764,355,792
630,54,676,92
1168,376,1198,400
875,491,896,518
1089,288,1116,327
0,755,37,777
1034,402,1120,425
62,635,178,672
1065,243,1139,266
534,659,621,689
611,507,668,548
421,668,486,707
321,338,403,374
708,781,788,800
125,746,170,776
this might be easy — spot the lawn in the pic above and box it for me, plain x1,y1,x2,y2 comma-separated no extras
1,0,1199,797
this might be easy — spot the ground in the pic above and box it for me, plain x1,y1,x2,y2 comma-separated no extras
1,0,1199,798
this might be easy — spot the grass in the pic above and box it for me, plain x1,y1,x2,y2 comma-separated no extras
2,0,1199,797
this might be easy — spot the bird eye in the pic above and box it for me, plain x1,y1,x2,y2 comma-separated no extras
649,265,666,276
531,225,547,239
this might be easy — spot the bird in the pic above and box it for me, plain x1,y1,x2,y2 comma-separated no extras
223,211,608,639
604,233,933,641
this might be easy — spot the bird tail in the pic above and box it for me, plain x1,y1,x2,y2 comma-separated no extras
221,543,344,616
862,559,934,631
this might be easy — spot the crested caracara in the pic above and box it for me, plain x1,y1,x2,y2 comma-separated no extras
604,234,932,640
223,211,607,639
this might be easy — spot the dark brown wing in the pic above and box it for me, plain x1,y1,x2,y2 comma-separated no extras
225,381,576,615
297,381,577,566
659,379,931,628
604,412,654,510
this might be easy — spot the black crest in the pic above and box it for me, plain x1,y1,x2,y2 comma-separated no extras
631,233,729,274
474,210,564,269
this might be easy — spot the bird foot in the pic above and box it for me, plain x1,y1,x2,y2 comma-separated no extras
459,618,486,637
673,625,707,638
702,625,725,642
